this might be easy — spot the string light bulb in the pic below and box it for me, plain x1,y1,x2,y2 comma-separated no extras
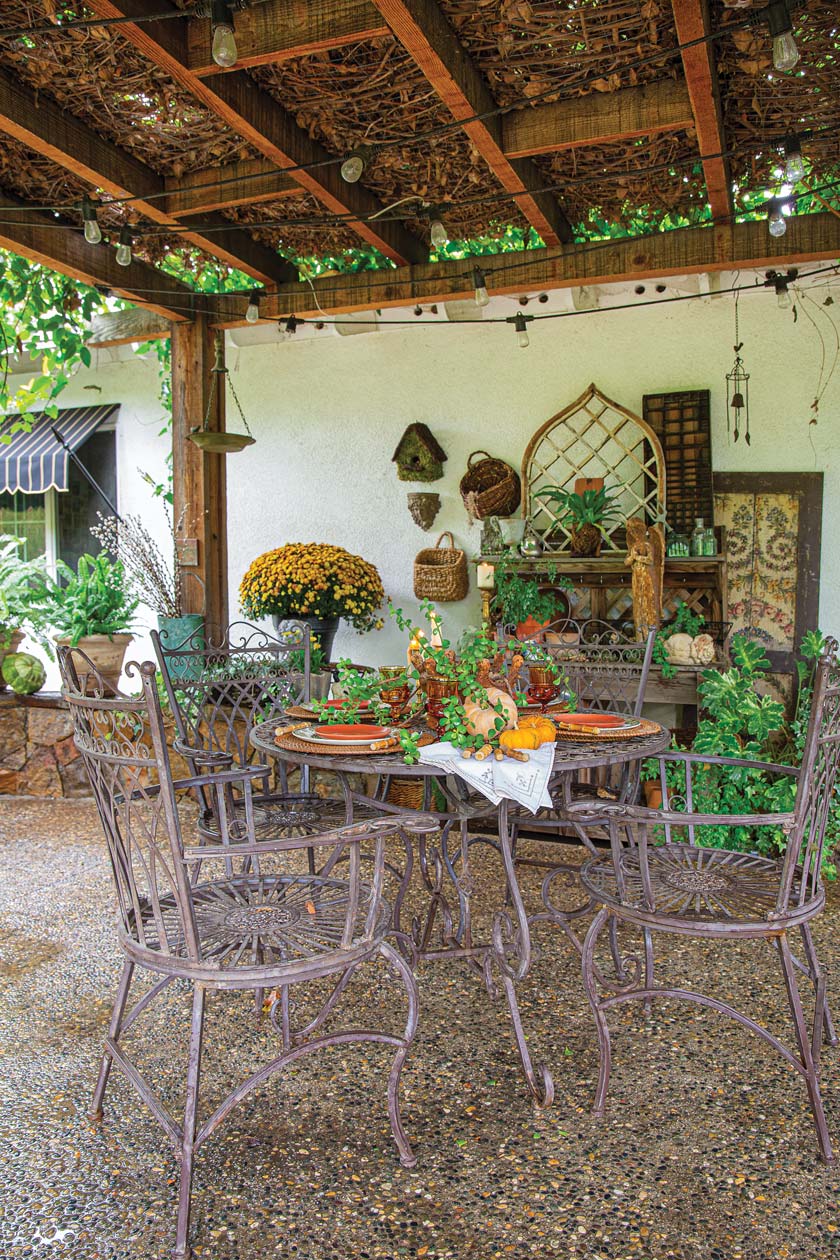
767,198,787,238
429,216,448,250
115,227,132,267
472,265,489,307
765,268,797,310
766,0,800,71
509,312,533,349
245,289,261,324
782,134,805,182
211,0,237,68
81,195,102,245
340,146,370,184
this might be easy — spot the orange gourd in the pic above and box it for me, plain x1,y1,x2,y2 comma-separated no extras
517,715,557,745
500,728,541,751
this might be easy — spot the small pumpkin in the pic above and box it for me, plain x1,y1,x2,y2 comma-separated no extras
463,686,518,739
517,714,557,745
500,728,541,751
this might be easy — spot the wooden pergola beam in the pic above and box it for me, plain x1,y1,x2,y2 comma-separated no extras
0,68,294,285
0,195,194,320
370,0,573,246
171,315,228,627
502,81,695,159
165,159,297,217
671,0,732,223
86,0,427,266
87,308,171,348
187,0,390,75
208,212,840,323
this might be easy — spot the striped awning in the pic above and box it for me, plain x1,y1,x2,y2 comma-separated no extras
0,404,119,494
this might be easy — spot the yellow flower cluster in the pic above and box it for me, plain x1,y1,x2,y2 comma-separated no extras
239,543,385,632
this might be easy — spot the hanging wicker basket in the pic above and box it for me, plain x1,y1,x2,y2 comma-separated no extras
413,531,469,602
459,450,521,522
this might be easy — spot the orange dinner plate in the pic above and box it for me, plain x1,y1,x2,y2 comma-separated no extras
314,724,388,740
561,712,624,728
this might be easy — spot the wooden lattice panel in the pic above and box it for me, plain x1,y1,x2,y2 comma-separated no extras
643,389,713,534
522,383,665,554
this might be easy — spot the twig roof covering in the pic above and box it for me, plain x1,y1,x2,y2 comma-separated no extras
0,0,836,289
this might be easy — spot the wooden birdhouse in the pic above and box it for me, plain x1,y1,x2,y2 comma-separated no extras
391,423,447,483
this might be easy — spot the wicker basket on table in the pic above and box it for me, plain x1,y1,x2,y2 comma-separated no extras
413,532,469,602
459,450,521,522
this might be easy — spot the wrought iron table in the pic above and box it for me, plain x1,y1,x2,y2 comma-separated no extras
250,720,670,1102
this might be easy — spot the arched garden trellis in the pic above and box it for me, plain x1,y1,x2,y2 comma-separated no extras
522,383,666,554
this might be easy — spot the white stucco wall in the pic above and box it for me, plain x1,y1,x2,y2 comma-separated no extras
8,275,840,684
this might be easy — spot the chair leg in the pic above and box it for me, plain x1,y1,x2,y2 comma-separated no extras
379,942,419,1169
776,934,834,1164
499,968,555,1107
581,906,613,1117
90,958,135,1121
173,984,207,1260
643,928,655,1017
800,923,838,1049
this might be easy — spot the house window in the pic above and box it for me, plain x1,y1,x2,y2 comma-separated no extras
0,428,116,572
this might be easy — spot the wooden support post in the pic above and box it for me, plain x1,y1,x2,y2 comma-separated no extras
171,317,229,628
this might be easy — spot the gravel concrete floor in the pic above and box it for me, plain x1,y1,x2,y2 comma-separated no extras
1,797,840,1260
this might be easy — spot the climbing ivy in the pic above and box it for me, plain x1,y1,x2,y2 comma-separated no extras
0,249,111,439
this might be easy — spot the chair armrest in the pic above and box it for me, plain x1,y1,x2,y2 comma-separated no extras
182,811,439,861
563,797,796,831
171,737,236,770
654,749,799,778
171,764,271,795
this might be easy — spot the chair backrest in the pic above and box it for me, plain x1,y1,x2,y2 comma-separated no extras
58,647,414,967
520,618,655,717
781,638,840,909
152,620,310,767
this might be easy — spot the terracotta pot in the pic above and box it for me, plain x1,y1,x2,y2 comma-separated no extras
56,633,132,693
0,630,24,691
516,616,551,640
643,781,663,809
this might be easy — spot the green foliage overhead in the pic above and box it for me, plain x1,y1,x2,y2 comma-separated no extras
0,249,110,437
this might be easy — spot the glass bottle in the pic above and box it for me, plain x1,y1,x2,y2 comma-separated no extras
703,526,717,556
690,518,706,557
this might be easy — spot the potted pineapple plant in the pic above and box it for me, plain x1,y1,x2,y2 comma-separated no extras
535,483,623,556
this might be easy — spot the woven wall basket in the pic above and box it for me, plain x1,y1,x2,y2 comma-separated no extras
459,450,521,522
413,531,469,602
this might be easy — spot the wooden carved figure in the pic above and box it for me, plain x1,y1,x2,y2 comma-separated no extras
625,517,665,638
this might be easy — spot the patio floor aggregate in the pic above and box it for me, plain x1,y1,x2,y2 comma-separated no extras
1,798,839,1260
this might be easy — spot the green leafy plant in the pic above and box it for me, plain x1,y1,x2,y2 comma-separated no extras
41,552,139,647
490,554,571,629
0,534,50,649
535,484,624,531
642,632,838,876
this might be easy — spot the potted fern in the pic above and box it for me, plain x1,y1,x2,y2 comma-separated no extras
43,552,139,690
535,484,623,556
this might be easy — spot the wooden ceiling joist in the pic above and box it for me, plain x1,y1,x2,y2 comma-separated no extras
671,0,732,223
86,0,427,266
0,69,295,285
0,194,193,320
165,159,296,217
502,81,695,160
370,0,573,246
208,212,840,324
187,0,391,75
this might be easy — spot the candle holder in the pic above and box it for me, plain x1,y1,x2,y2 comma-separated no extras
424,677,459,731
526,664,559,711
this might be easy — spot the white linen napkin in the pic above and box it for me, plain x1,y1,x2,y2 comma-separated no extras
418,741,555,813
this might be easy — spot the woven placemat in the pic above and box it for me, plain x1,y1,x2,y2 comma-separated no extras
554,717,663,742
274,730,436,757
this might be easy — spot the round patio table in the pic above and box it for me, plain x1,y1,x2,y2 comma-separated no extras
250,718,670,1103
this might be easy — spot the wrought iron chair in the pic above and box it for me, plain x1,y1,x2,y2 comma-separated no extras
509,620,656,865
59,647,436,1260
152,619,350,841
574,638,840,1160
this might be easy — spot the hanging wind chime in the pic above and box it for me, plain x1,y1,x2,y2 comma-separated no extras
725,292,751,445
188,332,255,454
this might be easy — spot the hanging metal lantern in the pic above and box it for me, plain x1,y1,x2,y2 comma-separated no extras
189,332,255,453
725,293,751,445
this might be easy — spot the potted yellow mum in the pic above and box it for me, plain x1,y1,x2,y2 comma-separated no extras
239,543,385,661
